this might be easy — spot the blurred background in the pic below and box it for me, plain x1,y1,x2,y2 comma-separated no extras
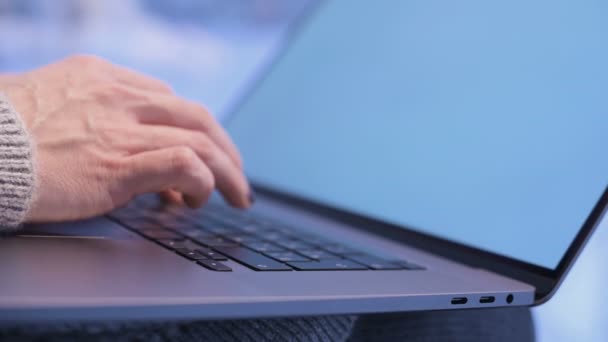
0,0,313,116
0,1,605,341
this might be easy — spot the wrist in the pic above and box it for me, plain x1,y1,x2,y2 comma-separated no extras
0,81,37,130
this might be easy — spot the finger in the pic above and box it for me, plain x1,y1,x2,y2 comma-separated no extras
161,189,185,206
133,93,243,169
108,64,174,94
124,125,251,208
121,147,215,208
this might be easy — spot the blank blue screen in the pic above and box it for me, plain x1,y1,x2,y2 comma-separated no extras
227,0,608,269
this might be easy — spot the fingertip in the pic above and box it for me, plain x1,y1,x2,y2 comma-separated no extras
223,196,248,210
161,189,185,206
235,184,255,209
234,190,255,209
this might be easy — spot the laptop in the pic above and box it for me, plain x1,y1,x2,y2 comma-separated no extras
1,0,607,321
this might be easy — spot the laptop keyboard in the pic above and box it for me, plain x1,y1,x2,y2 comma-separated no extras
109,196,426,273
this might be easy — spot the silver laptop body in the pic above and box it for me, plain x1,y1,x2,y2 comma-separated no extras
1,0,606,322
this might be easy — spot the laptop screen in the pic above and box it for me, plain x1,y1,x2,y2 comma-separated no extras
227,0,608,269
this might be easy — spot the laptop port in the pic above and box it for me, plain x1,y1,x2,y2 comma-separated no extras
479,296,495,304
450,297,468,305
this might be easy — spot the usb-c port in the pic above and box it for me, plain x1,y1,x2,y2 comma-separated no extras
451,297,468,305
479,296,495,304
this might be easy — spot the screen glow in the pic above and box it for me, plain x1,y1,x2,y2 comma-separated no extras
228,0,608,269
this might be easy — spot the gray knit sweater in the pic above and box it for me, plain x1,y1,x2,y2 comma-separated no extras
0,93,35,230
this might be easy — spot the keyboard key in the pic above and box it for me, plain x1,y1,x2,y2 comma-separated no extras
243,242,287,253
140,229,184,240
195,248,228,261
194,236,239,247
178,228,216,239
215,247,292,271
197,260,232,272
199,212,223,221
224,234,262,244
238,224,269,234
199,225,241,235
122,218,163,231
157,239,198,250
274,239,315,250
147,212,180,224
160,219,196,231
179,214,220,228
298,250,342,260
174,248,209,260
347,255,406,270
258,231,291,241
235,224,256,233
118,200,411,273
154,219,187,231
265,252,311,262
206,214,240,230
293,234,333,246
287,260,369,271
157,204,188,217
319,244,363,255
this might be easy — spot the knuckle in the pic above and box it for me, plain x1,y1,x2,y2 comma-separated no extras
103,156,130,184
207,145,230,169
170,147,199,176
197,171,215,200
200,167,215,192
195,166,216,195
103,155,125,173
192,133,214,160
197,184,214,200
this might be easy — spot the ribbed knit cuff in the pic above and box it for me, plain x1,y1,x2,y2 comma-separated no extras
0,93,35,230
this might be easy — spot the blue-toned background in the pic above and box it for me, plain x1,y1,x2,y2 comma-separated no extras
0,1,605,340
0,0,310,115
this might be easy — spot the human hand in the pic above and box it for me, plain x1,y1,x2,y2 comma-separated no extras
0,55,251,223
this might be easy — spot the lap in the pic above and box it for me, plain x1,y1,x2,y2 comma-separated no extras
0,316,356,342
350,307,535,342
0,308,533,342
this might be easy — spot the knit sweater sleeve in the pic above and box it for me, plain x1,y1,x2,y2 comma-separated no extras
0,93,35,231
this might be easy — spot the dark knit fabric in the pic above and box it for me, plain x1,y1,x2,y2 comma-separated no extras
0,309,535,342
0,316,357,342
348,307,535,342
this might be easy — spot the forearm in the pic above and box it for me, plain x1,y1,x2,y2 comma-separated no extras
0,92,36,230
